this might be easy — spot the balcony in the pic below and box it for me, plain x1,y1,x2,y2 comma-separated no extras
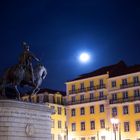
67,95,107,105
110,96,140,104
120,82,140,89
69,84,106,94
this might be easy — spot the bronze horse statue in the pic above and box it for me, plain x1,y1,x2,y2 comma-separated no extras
0,63,47,100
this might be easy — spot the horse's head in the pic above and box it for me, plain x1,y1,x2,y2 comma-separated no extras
34,64,47,80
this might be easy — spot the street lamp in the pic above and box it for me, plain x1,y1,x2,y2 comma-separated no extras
111,118,119,140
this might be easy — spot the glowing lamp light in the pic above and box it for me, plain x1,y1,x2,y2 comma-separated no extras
111,118,119,124
79,52,90,63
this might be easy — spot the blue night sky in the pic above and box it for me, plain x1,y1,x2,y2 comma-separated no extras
0,0,140,91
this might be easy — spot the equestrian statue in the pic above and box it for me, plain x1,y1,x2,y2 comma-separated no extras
0,42,47,100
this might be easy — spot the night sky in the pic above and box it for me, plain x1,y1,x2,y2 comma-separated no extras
0,0,140,91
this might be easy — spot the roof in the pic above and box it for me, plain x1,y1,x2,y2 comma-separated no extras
37,88,66,96
68,61,140,82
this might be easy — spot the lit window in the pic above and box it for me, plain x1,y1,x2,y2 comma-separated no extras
90,106,94,114
112,93,117,100
71,96,76,102
90,93,94,100
81,122,85,131
122,79,127,85
135,104,140,113
71,108,76,116
123,106,128,114
100,104,104,112
124,122,129,132
58,107,62,115
90,121,95,130
72,123,76,131
80,107,85,115
112,81,116,88
99,91,104,98
123,91,128,99
134,89,140,97
90,81,94,88
112,107,117,117
100,119,105,128
80,94,85,101
101,136,106,140
91,137,96,140
136,120,140,131
58,121,61,128
133,76,139,83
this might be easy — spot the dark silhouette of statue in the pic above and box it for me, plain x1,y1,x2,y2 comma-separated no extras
19,42,40,84
0,42,47,100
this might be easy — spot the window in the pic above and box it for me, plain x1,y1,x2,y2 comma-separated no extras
123,106,128,114
112,81,116,88
122,79,127,85
90,93,94,100
80,95,84,101
112,93,117,100
112,107,117,116
135,104,140,113
101,136,106,140
64,108,66,115
58,107,62,115
80,107,85,115
44,95,49,102
71,96,76,103
72,123,76,131
100,104,104,112
72,84,76,91
90,121,95,130
134,89,140,97
90,106,94,114
123,91,128,99
99,91,104,98
80,83,84,90
57,97,61,104
58,134,62,140
58,121,61,128
90,81,94,88
100,79,104,85
51,134,54,140
91,137,96,140
100,119,105,128
81,122,85,131
136,120,140,131
124,122,129,132
52,120,55,128
133,76,139,84
71,108,76,116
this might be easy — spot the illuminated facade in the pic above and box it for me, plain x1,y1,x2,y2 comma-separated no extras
66,61,140,140
22,61,140,140
22,89,67,140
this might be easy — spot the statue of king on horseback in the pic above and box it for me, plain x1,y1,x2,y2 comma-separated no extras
0,42,47,100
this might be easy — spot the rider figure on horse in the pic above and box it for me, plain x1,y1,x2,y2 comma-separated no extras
19,42,40,85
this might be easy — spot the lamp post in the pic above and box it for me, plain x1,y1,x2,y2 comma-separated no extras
111,118,119,140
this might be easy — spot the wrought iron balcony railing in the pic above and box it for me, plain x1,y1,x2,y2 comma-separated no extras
67,95,107,105
110,96,140,104
69,84,106,94
120,82,140,89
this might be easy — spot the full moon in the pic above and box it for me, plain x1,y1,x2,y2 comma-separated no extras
79,52,90,63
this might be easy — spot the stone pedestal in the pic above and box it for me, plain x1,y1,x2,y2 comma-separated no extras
0,100,52,140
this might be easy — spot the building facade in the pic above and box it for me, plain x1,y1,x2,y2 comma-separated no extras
22,61,140,140
22,89,67,140
66,61,140,140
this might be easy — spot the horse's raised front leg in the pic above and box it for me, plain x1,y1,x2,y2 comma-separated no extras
15,85,21,100
32,87,40,95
